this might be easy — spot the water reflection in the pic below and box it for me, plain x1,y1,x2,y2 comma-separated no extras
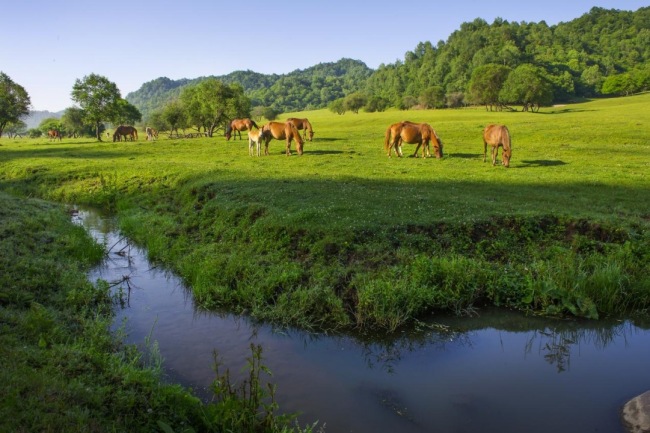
73,208,650,433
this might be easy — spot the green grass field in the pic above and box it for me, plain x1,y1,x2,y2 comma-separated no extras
1,94,649,331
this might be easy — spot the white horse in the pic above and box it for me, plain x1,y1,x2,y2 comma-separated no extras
248,129,265,156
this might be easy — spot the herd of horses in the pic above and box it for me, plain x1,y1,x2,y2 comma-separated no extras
59,117,511,168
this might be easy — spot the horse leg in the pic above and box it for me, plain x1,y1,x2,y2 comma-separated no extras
286,137,292,156
483,141,488,163
492,145,498,166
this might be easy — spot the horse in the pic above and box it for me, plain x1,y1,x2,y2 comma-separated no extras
260,121,304,156
113,125,138,142
483,124,511,167
247,129,266,157
384,121,443,158
225,118,259,141
145,126,158,141
286,118,315,141
47,129,62,141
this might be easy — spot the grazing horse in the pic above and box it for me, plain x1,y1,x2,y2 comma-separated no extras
47,129,62,141
145,126,158,141
286,118,315,141
260,121,304,156
247,129,266,157
384,121,443,158
225,118,259,140
483,124,511,167
113,125,138,142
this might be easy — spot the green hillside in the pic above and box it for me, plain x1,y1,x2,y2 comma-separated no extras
126,7,650,119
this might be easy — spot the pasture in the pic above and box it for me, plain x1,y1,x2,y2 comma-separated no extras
1,93,649,331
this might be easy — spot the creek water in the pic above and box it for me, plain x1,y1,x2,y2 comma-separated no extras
73,208,650,433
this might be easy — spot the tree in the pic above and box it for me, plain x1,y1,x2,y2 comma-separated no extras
61,107,89,138
39,117,63,136
4,120,27,138
343,92,367,114
328,98,346,115
500,64,553,111
161,100,187,135
468,64,511,110
0,72,31,138
112,99,142,126
180,79,250,137
71,74,121,141
419,86,445,109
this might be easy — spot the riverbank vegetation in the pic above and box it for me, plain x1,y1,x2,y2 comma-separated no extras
1,94,649,333
0,192,317,432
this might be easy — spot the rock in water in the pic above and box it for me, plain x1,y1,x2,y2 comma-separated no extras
623,391,650,433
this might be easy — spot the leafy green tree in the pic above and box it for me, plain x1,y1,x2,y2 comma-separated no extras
112,99,142,126
364,96,390,113
28,128,42,138
146,109,169,133
601,73,637,96
161,100,187,135
344,92,367,114
71,74,121,141
419,86,446,109
500,64,554,111
261,107,279,121
0,72,31,138
180,79,250,137
328,98,346,115
468,64,511,110
61,107,89,138
4,120,27,138
38,117,64,135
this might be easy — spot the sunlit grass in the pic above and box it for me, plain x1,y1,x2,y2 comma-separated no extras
1,94,649,330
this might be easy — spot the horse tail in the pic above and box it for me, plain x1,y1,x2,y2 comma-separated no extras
384,126,390,151
133,128,138,140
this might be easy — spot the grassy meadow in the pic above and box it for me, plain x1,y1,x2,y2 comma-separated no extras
1,94,649,332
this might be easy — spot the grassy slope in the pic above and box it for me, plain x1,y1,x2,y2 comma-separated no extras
1,94,649,331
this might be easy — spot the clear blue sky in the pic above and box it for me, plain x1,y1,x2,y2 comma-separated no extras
2,0,647,112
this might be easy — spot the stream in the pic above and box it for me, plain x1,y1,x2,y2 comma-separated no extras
73,208,650,433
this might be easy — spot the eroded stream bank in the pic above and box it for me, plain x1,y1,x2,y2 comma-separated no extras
74,208,650,433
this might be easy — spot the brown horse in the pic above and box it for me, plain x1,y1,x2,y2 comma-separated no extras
113,125,138,142
384,121,443,158
47,129,62,141
483,124,511,167
260,121,304,156
286,118,315,141
225,118,259,140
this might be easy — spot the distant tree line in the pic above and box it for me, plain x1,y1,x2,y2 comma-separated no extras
126,7,649,118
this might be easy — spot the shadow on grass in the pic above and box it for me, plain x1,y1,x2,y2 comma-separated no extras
517,159,568,167
314,137,345,142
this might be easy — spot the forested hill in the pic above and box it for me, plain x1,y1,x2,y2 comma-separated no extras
127,6,649,118
126,59,372,119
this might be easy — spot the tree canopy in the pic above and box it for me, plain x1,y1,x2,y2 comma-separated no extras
71,74,121,141
0,72,31,138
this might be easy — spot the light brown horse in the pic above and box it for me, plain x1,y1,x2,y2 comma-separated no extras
286,118,315,141
47,129,62,141
260,121,304,156
483,124,511,167
384,121,443,158
113,125,138,142
225,118,259,140
247,129,266,157
145,126,158,141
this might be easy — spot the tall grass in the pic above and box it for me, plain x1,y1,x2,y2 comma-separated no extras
1,94,649,331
